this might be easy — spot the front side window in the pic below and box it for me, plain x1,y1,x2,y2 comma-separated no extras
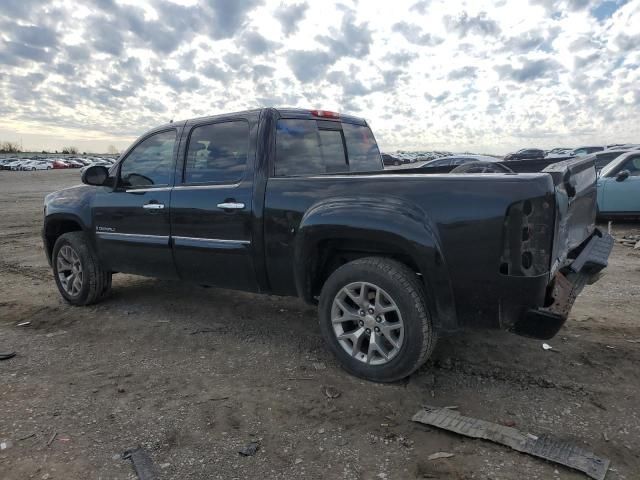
183,121,249,184
119,130,176,188
620,156,640,176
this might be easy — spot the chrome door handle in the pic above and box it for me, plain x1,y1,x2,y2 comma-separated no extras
143,203,165,209
217,202,245,210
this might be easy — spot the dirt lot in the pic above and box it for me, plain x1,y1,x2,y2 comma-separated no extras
1,169,639,480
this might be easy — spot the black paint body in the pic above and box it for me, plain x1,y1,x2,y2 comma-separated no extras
43,108,609,338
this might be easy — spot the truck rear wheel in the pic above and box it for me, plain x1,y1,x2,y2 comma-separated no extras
52,232,112,306
318,257,436,382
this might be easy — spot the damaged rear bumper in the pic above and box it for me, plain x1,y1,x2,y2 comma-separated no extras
511,228,614,339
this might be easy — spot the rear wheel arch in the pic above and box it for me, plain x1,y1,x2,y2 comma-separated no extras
295,233,458,332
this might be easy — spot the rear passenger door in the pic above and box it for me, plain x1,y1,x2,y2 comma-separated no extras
170,118,258,291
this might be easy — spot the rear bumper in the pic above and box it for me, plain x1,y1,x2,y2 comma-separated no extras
511,228,613,339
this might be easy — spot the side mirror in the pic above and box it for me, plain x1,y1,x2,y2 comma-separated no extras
616,170,630,182
81,165,109,186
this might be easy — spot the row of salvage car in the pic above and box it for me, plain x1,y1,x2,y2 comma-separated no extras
383,146,640,219
0,156,116,171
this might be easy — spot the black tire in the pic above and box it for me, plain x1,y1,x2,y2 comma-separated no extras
318,257,436,382
52,231,112,306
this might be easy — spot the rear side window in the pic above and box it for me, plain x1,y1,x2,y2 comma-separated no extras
183,121,249,184
275,119,381,176
342,123,382,172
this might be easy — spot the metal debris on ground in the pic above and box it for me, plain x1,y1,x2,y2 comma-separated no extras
323,386,341,399
427,452,455,460
0,351,16,361
17,321,31,327
412,406,610,480
123,447,157,480
616,234,640,248
238,441,260,456
0,440,13,450
46,432,57,447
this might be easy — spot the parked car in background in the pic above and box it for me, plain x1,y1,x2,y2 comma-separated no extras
64,159,84,168
9,160,26,170
597,151,640,218
21,160,52,170
573,146,604,156
420,154,496,168
545,148,574,158
504,149,545,161
51,160,71,169
593,150,636,173
381,153,403,166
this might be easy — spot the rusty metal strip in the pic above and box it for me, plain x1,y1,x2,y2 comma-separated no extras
412,406,609,480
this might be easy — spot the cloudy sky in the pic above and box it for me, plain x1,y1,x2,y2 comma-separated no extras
0,0,638,154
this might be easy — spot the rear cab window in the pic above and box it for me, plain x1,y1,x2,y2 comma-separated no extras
275,118,382,176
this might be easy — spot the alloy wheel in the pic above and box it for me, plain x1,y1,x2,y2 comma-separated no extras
56,245,83,296
331,281,405,365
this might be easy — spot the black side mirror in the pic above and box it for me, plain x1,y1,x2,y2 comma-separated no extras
81,165,109,186
616,169,630,182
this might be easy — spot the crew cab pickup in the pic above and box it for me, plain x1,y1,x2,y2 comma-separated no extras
43,108,613,382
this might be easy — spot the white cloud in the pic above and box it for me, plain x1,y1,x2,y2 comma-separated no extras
0,0,638,153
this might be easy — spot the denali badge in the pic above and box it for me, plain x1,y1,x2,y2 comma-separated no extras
96,226,116,232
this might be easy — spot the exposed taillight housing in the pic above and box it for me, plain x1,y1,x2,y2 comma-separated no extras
499,195,555,277
310,109,340,119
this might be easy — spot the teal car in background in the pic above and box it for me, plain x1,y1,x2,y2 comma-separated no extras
597,150,640,218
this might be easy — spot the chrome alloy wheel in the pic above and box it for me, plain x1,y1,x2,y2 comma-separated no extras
331,282,405,365
56,245,83,296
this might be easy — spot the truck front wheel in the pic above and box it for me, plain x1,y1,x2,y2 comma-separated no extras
318,257,436,382
52,232,112,306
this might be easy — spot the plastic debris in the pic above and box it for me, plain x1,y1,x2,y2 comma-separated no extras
17,321,31,327
427,452,455,460
412,406,610,480
123,447,157,480
0,440,13,451
238,441,260,456
542,343,553,350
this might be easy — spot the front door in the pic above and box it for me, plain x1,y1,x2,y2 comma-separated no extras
93,128,179,278
601,154,640,213
170,119,258,291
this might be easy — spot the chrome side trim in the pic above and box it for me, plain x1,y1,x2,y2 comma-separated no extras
124,186,172,193
96,232,169,245
173,183,242,190
173,236,251,249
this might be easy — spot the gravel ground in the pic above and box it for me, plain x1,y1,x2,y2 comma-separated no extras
1,169,639,480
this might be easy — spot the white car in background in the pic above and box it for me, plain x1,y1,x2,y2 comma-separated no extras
21,160,52,171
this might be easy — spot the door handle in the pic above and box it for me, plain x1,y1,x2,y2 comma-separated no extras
143,203,165,210
217,202,245,210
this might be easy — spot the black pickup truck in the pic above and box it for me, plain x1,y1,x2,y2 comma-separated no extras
43,108,613,382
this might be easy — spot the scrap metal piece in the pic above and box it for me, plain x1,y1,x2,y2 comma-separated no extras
0,351,16,361
238,441,260,456
412,406,609,480
123,447,157,480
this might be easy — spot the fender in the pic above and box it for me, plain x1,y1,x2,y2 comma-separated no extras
42,212,91,265
293,195,458,332
43,185,97,264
